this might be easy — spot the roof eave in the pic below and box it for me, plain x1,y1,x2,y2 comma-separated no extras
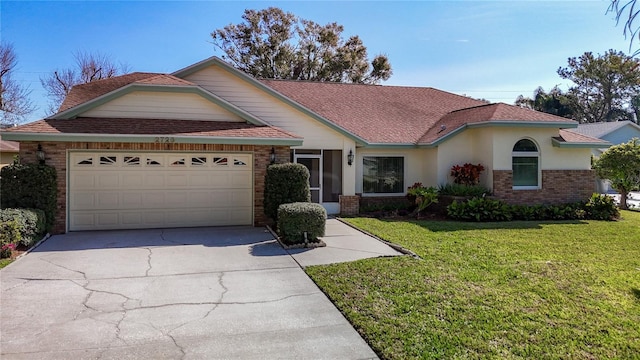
467,120,578,129
418,120,580,147
0,132,303,146
551,138,612,149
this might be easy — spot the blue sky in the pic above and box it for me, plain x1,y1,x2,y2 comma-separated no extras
1,0,633,122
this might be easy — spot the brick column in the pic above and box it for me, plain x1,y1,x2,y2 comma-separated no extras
339,195,360,215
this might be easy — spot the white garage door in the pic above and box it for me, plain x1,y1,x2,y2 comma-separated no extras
68,152,253,231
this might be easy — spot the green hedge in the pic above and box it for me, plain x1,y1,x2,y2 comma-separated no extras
264,163,311,222
0,208,46,246
1,163,57,230
277,202,326,245
447,194,620,222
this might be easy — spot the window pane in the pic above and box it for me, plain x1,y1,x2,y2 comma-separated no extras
323,150,342,202
363,157,404,193
513,139,538,152
513,157,538,186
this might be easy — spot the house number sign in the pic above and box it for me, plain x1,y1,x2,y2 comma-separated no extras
154,137,175,143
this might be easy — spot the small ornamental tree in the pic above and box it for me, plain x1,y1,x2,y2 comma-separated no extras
593,138,640,210
450,163,485,186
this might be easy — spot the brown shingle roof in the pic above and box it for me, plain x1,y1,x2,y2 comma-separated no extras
418,103,576,144
7,118,300,139
0,139,19,152
134,74,195,86
58,72,163,112
260,79,488,144
555,129,609,144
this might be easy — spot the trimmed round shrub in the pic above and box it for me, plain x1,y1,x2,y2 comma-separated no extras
264,163,311,222
277,202,326,245
0,208,46,246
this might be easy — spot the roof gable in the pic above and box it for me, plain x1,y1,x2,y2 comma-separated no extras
59,72,162,112
53,77,268,126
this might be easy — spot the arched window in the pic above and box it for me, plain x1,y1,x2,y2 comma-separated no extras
512,139,539,188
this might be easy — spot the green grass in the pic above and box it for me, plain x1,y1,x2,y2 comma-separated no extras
0,258,13,269
306,211,640,359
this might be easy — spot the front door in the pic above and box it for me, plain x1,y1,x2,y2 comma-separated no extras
295,155,322,203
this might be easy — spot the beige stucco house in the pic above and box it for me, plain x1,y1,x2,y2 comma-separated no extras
1,56,607,234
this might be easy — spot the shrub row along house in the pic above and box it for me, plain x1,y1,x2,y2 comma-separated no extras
1,57,608,233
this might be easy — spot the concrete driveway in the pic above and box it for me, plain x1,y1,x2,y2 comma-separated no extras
1,227,379,359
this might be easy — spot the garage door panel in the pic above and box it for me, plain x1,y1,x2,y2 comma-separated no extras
69,152,253,230
167,174,188,187
122,212,143,226
142,192,167,207
97,213,119,227
230,173,253,188
121,173,144,187
145,174,165,188
189,174,210,187
73,174,96,189
71,192,96,209
97,192,120,209
98,173,120,188
165,192,189,207
122,193,143,208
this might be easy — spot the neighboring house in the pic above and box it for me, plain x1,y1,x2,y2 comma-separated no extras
1,56,608,234
0,139,19,167
572,120,640,192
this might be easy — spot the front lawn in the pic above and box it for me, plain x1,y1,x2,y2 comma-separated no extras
306,211,640,359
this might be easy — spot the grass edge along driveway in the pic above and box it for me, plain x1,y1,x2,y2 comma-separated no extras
306,211,640,359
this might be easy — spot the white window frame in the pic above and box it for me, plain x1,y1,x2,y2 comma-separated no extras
512,138,541,190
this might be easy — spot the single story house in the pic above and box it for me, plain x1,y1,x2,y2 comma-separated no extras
0,138,19,167
572,120,640,192
1,56,608,234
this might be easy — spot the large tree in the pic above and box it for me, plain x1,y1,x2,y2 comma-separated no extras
593,138,640,210
609,0,640,55
557,49,640,123
0,43,35,125
40,51,128,114
515,86,574,118
211,7,392,84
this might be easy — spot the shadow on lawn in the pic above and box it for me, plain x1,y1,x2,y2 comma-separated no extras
632,288,640,301
374,218,589,232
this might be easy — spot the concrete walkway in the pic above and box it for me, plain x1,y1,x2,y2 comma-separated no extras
288,218,402,267
1,221,401,359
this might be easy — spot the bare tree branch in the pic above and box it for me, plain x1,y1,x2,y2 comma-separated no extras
0,42,35,125
40,51,129,115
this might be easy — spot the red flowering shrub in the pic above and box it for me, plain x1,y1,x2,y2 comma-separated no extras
450,163,485,186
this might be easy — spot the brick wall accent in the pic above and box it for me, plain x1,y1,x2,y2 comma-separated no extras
339,195,360,215
493,169,596,205
17,141,289,233
359,196,412,211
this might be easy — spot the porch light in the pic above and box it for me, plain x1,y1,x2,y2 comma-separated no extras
36,144,46,165
347,149,354,166
270,147,276,164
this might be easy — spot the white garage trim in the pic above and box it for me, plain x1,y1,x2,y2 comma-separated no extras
67,151,253,231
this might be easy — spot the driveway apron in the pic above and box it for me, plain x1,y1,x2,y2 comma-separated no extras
1,227,378,359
